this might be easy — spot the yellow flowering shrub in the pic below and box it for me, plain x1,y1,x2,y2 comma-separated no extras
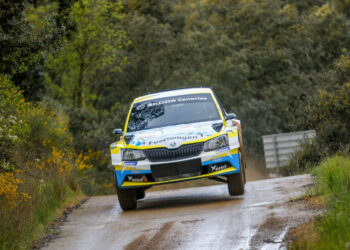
76,151,94,171
29,147,94,178
0,74,104,248
0,172,31,207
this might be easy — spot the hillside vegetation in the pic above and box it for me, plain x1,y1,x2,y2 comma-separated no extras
1,0,350,248
291,155,350,249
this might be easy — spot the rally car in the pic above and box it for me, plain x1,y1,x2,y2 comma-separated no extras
110,88,246,210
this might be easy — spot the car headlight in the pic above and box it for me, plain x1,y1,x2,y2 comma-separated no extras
203,135,229,152
122,149,146,161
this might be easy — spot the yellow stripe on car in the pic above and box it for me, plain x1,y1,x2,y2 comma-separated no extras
121,167,237,187
114,166,149,171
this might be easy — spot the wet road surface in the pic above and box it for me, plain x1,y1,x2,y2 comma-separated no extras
44,175,316,250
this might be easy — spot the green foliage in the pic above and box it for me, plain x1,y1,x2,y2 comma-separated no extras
288,140,324,174
22,102,73,158
2,0,350,188
98,0,350,154
313,155,350,199
290,52,350,172
0,0,74,100
0,78,91,249
44,0,350,184
330,0,350,17
292,155,350,249
0,75,30,171
0,75,29,145
43,0,131,191
0,176,82,250
310,84,350,153
3,0,350,246
47,0,128,109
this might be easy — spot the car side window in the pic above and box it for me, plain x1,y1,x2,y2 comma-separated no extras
213,93,227,118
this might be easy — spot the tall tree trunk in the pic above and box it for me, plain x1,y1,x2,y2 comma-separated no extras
76,59,85,108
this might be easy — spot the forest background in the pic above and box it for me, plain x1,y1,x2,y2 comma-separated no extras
2,0,350,248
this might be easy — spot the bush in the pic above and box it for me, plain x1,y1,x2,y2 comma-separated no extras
0,78,94,249
288,139,324,174
0,75,30,172
289,57,350,173
292,155,350,249
313,155,350,200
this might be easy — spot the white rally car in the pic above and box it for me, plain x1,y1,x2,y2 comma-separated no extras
110,88,246,210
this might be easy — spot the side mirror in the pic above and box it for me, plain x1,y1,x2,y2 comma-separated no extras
113,128,123,135
225,113,236,120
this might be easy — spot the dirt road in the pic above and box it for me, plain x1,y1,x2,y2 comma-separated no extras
44,175,316,250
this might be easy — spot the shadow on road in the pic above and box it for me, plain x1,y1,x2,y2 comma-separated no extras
134,193,243,211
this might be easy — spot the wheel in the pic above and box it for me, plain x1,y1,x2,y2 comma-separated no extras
114,175,137,211
227,171,245,196
227,152,245,196
136,188,145,200
243,166,247,184
116,187,137,211
240,151,247,184
237,133,247,184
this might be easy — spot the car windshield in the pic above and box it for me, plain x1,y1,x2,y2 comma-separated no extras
127,93,221,132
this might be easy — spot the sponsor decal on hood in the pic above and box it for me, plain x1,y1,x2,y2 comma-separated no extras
128,120,221,149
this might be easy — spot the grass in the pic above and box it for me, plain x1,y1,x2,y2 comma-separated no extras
291,155,350,250
0,176,84,250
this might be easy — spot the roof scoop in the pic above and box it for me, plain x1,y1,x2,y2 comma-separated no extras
212,123,223,132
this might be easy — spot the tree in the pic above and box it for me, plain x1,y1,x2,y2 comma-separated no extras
0,0,73,100
47,0,128,109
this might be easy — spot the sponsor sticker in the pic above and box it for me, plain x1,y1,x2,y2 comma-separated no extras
126,175,148,182
208,162,229,173
216,146,230,153
124,161,138,166
144,96,209,108
148,135,201,145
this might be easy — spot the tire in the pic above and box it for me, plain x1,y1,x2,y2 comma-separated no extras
240,152,247,184
227,171,245,196
227,152,245,196
243,167,247,184
237,133,247,184
116,187,137,211
136,188,145,200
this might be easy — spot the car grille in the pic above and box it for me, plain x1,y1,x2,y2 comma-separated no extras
144,143,204,162
151,158,202,181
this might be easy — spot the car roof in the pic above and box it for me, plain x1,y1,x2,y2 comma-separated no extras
134,87,214,103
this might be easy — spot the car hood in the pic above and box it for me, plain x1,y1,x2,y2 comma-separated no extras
127,120,222,149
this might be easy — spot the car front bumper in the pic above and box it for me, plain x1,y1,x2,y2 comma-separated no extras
115,147,241,189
